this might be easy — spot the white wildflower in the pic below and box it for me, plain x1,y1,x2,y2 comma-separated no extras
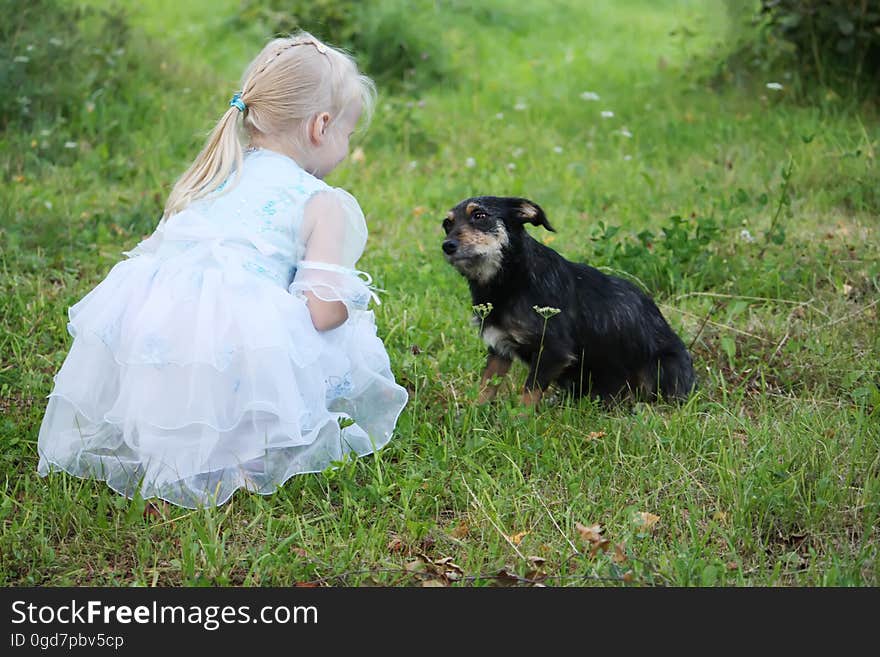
553,146,563,154
580,91,600,101
506,162,516,171
739,229,755,243
616,128,633,138
514,101,528,111
511,147,524,157
408,160,418,170
495,112,504,120
532,305,561,319
601,110,614,119
623,155,632,161
63,141,78,149
465,157,476,168
473,303,494,319
766,82,783,91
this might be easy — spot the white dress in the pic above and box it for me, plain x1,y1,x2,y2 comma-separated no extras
36,148,409,508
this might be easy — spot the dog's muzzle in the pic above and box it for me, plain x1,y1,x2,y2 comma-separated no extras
442,239,458,255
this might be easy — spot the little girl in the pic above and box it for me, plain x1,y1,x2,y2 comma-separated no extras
37,33,409,508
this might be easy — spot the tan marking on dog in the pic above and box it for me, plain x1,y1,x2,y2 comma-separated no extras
466,202,481,216
520,388,543,407
456,224,509,284
478,353,513,403
446,210,455,221
520,203,538,218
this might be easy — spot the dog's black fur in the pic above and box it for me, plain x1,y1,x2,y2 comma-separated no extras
442,196,696,406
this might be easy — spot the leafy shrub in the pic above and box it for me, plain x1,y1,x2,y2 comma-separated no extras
586,214,726,296
762,0,880,79
1,0,134,132
235,0,453,92
0,0,175,182
724,0,880,92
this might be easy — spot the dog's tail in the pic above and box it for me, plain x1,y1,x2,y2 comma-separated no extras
645,348,697,401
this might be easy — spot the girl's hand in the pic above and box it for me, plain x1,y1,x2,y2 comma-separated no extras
304,292,348,331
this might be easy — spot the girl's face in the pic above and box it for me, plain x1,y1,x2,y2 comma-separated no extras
309,100,362,179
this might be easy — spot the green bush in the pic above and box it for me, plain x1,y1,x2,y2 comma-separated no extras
2,0,130,131
234,0,453,92
0,0,181,183
735,0,880,90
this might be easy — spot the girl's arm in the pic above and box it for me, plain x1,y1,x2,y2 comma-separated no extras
304,293,348,332
291,191,369,332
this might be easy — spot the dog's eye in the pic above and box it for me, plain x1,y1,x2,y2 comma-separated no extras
442,218,453,233
471,210,487,221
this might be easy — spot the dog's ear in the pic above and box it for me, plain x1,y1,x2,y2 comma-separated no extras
511,198,555,232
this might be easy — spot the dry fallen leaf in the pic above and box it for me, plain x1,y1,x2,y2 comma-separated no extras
493,567,522,587
612,542,628,564
142,500,168,521
585,430,606,442
508,531,529,545
633,511,660,529
575,522,604,544
404,559,428,574
387,536,405,553
450,521,470,539
589,538,611,558
432,556,464,579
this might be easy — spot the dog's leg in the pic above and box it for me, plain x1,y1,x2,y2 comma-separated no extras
521,347,572,408
478,350,513,404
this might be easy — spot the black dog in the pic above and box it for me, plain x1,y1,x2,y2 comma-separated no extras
441,196,696,407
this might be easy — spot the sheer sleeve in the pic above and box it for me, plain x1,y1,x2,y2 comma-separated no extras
289,188,376,313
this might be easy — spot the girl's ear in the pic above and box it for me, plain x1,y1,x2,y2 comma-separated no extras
309,112,332,145
512,198,555,232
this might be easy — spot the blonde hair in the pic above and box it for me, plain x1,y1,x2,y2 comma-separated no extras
162,32,375,220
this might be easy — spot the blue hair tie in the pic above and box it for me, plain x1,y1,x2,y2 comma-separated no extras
229,92,246,112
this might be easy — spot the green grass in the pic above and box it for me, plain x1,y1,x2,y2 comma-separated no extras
1,0,878,586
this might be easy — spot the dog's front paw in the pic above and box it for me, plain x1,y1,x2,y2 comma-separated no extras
477,386,499,404
519,388,543,409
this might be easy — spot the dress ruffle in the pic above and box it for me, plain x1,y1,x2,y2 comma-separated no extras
37,245,408,508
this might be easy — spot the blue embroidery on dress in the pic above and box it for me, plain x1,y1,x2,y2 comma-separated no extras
242,260,285,284
325,373,353,401
351,291,370,308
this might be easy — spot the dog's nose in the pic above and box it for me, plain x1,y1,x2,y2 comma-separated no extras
442,239,458,255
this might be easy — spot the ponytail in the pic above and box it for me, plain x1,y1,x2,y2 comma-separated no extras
162,103,245,220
